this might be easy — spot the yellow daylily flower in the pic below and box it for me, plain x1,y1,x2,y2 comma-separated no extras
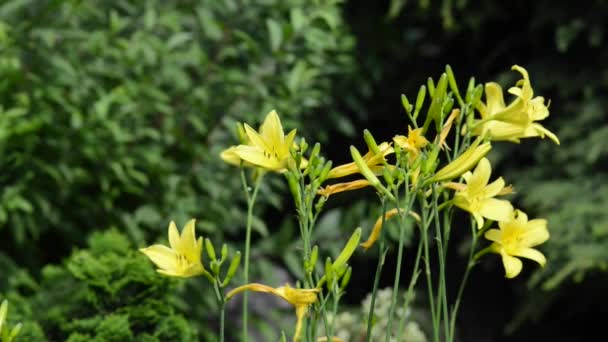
140,219,206,278
393,126,428,159
472,65,559,144
448,158,514,228
226,283,320,342
221,110,298,172
327,142,394,179
484,209,550,278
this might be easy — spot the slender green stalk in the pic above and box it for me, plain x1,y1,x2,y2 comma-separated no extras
220,303,225,342
432,187,450,341
240,169,263,342
366,199,388,342
212,279,226,342
396,231,424,338
448,217,477,342
384,190,416,342
420,196,439,342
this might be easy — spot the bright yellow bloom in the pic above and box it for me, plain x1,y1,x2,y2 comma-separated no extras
140,219,206,278
393,126,428,159
226,283,320,342
472,65,559,144
447,158,514,228
220,110,298,172
327,142,394,179
484,209,550,278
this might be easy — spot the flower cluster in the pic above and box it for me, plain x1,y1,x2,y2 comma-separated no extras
138,65,558,342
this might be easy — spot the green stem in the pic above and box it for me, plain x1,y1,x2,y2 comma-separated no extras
366,199,388,342
240,169,264,342
432,188,450,341
384,190,416,342
212,279,226,342
396,231,424,338
448,217,478,342
420,197,439,342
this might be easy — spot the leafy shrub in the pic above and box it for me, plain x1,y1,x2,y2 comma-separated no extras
0,0,355,267
4,230,198,341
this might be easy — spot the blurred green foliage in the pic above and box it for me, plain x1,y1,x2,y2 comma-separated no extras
0,0,606,340
0,0,355,266
4,230,198,341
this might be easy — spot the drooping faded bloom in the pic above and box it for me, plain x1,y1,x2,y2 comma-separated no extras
226,283,320,342
140,219,206,278
360,208,421,250
220,110,298,172
471,65,559,144
445,158,513,228
484,209,550,278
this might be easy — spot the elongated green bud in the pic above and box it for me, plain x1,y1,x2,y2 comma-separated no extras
325,257,334,290
427,77,435,97
210,260,220,276
350,146,381,187
0,300,8,332
205,238,217,261
470,84,484,107
445,65,461,100
423,73,448,133
340,266,352,290
306,245,319,274
465,77,476,102
236,122,247,144
429,139,491,182
318,160,333,182
310,142,321,162
363,129,381,156
401,94,413,114
220,244,228,263
222,251,241,287
285,171,301,204
382,167,394,186
414,85,426,119
333,227,362,272
9,322,22,341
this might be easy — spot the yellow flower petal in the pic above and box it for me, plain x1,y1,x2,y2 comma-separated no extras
484,82,506,116
467,158,492,195
484,228,502,243
512,247,546,267
519,220,550,246
234,145,284,171
260,110,284,144
220,146,245,166
478,198,514,223
168,221,180,250
140,245,178,271
483,177,506,198
501,252,523,279
140,220,206,278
